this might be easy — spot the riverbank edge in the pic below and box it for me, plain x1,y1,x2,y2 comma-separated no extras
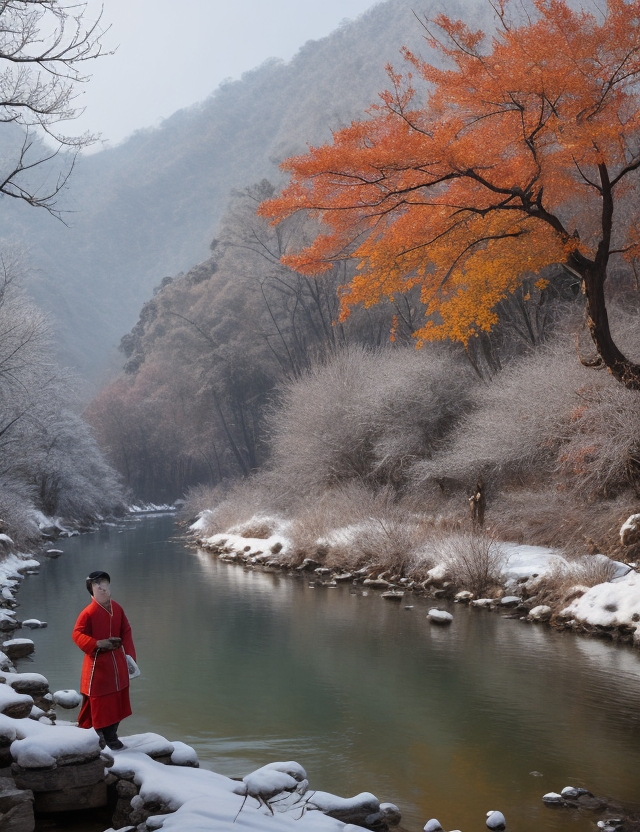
188,525,640,651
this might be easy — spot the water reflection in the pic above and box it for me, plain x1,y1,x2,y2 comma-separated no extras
14,516,640,832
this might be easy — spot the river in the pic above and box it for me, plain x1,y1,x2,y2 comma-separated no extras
14,514,640,832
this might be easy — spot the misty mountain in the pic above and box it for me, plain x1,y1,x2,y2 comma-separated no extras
0,0,490,387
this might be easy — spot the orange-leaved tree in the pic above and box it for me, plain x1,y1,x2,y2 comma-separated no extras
260,0,640,388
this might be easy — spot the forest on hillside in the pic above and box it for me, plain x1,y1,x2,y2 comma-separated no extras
87,0,640,564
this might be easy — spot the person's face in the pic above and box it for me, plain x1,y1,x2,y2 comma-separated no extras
92,579,111,605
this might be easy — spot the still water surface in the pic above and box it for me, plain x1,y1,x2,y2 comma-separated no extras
15,515,640,831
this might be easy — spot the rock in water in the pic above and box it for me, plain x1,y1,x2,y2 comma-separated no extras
542,792,565,805
486,810,506,829
427,609,453,624
53,690,82,709
424,819,444,832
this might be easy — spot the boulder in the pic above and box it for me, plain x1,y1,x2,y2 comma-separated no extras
0,776,34,832
33,780,107,813
528,605,552,622
424,820,443,832
52,690,82,709
427,609,453,624
2,641,34,662
12,757,105,792
486,810,506,830
620,514,640,547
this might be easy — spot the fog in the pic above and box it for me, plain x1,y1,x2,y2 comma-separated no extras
78,0,381,149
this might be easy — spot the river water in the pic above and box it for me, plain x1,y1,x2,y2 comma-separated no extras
14,515,640,832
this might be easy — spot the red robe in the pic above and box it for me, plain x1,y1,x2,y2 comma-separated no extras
72,597,136,730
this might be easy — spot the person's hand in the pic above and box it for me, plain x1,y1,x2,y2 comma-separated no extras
96,638,121,650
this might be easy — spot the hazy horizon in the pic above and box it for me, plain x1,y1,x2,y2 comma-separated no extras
76,0,383,151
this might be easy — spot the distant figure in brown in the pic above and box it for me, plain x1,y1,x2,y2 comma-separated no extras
469,478,486,528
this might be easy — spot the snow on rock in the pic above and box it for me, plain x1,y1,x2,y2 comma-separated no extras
621,514,640,547
53,690,82,709
307,791,380,825
170,741,199,767
22,619,47,629
0,554,40,583
1,714,101,767
203,530,291,561
501,544,569,584
426,563,449,584
424,820,443,832
486,810,506,830
0,533,14,548
0,684,33,714
110,751,382,832
3,672,48,694
190,511,213,533
564,570,640,630
528,605,552,622
427,609,453,624
119,732,175,758
129,503,176,513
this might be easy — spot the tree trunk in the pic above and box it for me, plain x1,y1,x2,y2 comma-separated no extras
572,256,640,390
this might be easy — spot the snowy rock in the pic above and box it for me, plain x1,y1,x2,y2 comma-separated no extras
381,590,405,600
472,598,495,608
363,578,390,588
620,514,640,547
427,609,453,624
561,787,580,799
2,640,34,661
542,792,565,805
486,810,506,829
378,802,402,826
0,686,33,719
564,571,640,629
502,545,570,583
21,620,46,630
308,790,380,824
4,673,48,696
528,605,552,622
454,591,474,603
170,741,199,767
500,596,520,607
119,733,174,759
53,690,82,709
424,819,444,832
0,534,13,549
44,549,63,558
425,563,449,585
0,611,19,632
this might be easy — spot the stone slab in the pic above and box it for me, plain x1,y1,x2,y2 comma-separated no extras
12,757,105,792
33,780,107,813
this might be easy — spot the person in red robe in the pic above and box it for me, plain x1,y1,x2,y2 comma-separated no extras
72,570,136,750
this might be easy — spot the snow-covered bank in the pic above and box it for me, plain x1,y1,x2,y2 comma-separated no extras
190,512,640,649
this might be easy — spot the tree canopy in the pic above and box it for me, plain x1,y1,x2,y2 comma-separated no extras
261,0,640,388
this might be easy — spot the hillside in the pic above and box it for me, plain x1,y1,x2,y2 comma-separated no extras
0,0,490,385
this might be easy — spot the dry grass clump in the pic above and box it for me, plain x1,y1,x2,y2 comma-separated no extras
488,487,638,558
436,532,506,596
285,483,435,572
528,556,618,610
181,478,277,537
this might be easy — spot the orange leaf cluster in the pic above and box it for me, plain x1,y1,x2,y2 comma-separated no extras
260,0,640,344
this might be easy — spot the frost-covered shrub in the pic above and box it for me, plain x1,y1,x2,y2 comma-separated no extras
412,308,640,501
438,532,506,596
268,345,476,499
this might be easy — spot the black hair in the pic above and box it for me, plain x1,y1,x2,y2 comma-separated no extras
86,570,111,595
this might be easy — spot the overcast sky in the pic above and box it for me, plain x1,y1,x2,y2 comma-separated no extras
75,0,381,150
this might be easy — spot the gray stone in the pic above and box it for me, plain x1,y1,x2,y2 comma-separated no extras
424,819,443,832
2,641,34,661
12,757,105,792
34,780,107,813
486,810,506,830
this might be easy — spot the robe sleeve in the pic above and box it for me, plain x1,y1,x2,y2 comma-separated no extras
119,610,136,661
72,608,98,656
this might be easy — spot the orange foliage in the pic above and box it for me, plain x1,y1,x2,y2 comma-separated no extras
260,0,640,345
